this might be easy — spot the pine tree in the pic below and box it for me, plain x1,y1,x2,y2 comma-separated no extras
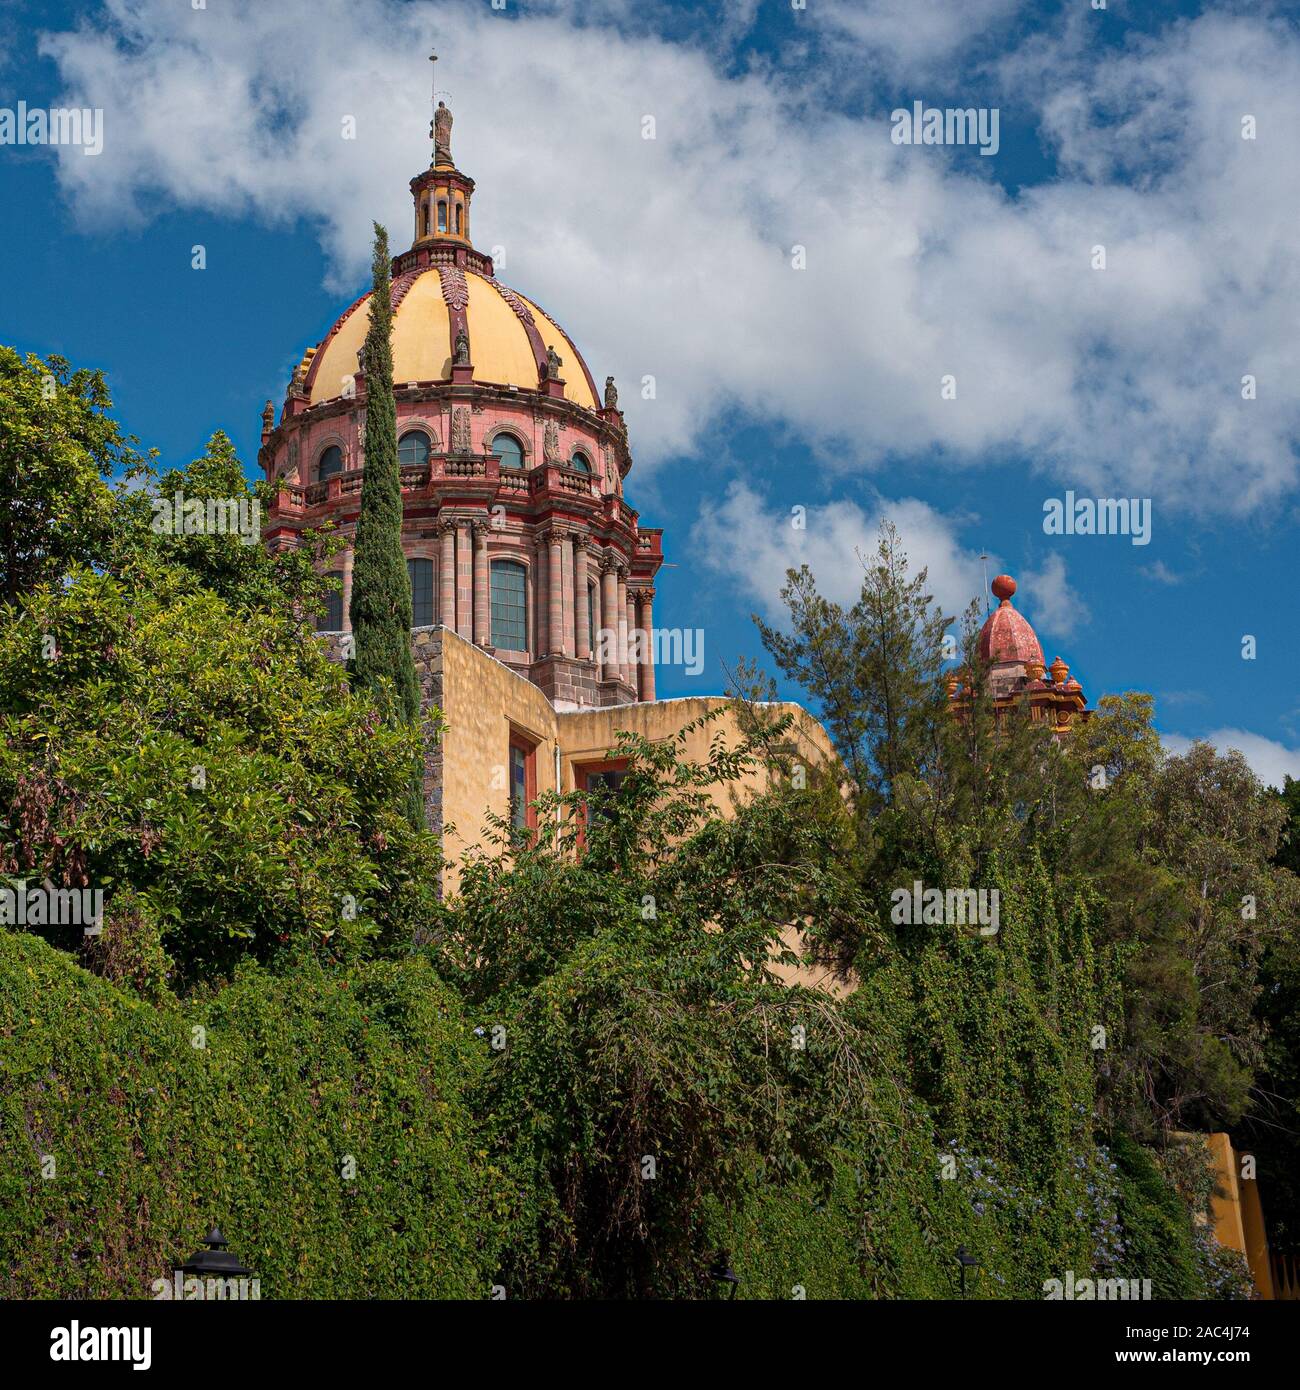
755,520,950,811
348,222,424,827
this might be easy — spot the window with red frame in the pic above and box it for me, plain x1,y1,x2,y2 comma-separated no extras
576,759,629,829
508,733,538,832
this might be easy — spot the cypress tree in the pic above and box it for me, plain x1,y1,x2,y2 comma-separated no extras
348,222,424,827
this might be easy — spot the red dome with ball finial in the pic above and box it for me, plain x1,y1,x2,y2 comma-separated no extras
978,574,1044,668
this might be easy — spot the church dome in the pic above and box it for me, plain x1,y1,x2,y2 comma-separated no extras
296,74,601,416
261,70,663,715
301,266,600,412
978,574,1044,667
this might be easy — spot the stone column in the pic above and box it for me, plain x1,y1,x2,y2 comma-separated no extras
438,521,456,630
548,528,568,658
456,520,473,641
600,558,618,679
574,540,591,661
472,521,489,646
616,564,630,689
560,532,575,659
590,562,603,676
636,587,656,701
626,592,638,695
534,534,548,656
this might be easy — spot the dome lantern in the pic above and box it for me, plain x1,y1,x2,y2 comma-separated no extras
407,51,475,257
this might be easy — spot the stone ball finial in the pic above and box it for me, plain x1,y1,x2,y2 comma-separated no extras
991,574,1016,602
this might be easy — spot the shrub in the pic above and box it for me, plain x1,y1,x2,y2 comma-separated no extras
0,927,495,1298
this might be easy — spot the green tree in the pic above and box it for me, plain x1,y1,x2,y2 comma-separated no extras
436,715,880,1296
756,520,950,813
0,547,442,990
347,224,423,828
0,418,441,991
0,347,143,600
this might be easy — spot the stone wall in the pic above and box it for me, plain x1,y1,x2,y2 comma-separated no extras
412,627,445,837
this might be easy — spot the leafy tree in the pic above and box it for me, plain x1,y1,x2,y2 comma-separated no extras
433,711,1147,1299
347,224,423,828
435,716,883,1296
749,527,1300,1148
0,547,442,990
0,347,143,600
1238,777,1300,1252
0,423,441,991
126,429,333,619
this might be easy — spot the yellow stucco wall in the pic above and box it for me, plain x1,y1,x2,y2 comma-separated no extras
432,633,849,995
435,628,559,871
1202,1131,1275,1298
555,697,838,804
1240,1165,1275,1300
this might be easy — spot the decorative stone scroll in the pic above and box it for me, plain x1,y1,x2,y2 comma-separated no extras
450,406,473,454
543,418,561,464
485,276,537,328
389,269,421,313
438,265,469,312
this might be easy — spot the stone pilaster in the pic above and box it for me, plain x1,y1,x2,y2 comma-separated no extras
534,533,549,656
548,528,567,658
600,555,619,679
455,519,473,641
472,521,489,646
616,564,630,688
574,539,592,661
560,530,575,659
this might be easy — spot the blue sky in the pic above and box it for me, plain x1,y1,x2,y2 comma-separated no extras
3,0,1299,784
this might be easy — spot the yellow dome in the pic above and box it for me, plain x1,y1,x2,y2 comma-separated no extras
303,265,599,412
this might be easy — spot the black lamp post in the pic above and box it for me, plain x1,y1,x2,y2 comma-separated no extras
178,1227,252,1282
956,1245,982,1297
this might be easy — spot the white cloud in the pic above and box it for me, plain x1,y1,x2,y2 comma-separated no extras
691,480,989,623
1162,728,1300,791
693,482,1090,663
1020,552,1088,640
820,0,1022,72
35,2,1300,517
1140,560,1187,586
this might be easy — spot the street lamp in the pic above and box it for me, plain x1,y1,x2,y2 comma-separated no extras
178,1227,252,1281
710,1255,740,1301
956,1245,982,1297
